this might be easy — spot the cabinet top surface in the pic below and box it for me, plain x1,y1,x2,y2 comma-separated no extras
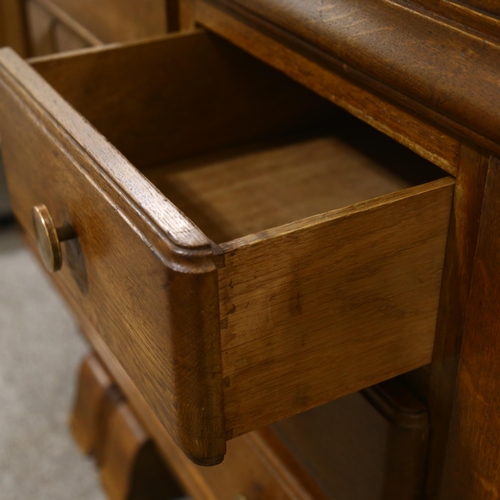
210,0,500,153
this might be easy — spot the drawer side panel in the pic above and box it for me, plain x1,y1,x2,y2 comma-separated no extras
219,179,453,438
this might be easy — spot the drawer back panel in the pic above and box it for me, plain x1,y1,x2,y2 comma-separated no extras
32,31,333,170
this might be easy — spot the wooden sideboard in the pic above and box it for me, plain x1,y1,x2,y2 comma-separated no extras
1,1,500,499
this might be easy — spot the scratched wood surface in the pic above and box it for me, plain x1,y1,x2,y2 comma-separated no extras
414,0,500,38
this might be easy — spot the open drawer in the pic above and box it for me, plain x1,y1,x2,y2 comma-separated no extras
0,31,454,464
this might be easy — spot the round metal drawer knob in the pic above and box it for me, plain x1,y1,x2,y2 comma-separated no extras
32,204,76,273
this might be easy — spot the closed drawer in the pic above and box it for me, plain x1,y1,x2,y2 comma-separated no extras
0,31,453,464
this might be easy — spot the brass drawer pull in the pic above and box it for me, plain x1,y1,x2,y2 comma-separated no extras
32,204,76,272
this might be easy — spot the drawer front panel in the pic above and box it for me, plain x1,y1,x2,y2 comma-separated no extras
0,48,225,464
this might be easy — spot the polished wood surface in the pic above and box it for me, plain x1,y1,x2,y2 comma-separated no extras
195,0,460,176
0,36,226,464
3,0,500,496
424,143,490,497
144,117,453,438
30,31,328,170
437,154,500,499
203,0,500,157
415,0,500,38
193,2,500,495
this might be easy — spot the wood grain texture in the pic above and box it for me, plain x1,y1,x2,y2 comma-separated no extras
31,30,331,171
219,177,454,438
0,32,332,463
413,0,500,39
272,379,429,500
436,155,500,500
0,27,458,465
143,126,444,243
6,39,213,251
196,0,460,176
48,0,167,43
0,44,225,464
454,0,500,13
205,0,500,156
424,143,490,498
68,287,429,500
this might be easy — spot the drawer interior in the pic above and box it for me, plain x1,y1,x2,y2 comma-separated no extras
31,31,446,246
141,125,444,244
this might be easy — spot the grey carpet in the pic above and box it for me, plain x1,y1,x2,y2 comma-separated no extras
0,224,190,500
0,223,108,500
